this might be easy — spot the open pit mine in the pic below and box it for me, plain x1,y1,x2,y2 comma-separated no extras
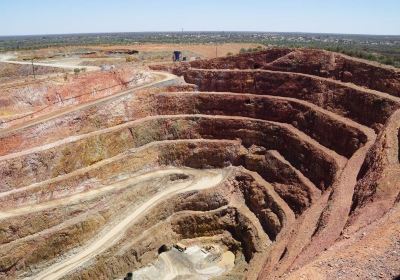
0,48,399,280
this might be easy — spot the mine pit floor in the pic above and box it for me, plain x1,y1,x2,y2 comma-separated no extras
127,245,235,280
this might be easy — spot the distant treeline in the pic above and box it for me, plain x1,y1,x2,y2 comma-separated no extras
264,39,400,67
325,45,399,67
1,32,399,67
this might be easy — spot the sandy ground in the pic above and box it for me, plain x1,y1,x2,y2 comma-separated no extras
10,43,262,61
0,53,16,61
1,59,99,71
30,167,228,280
112,43,263,58
129,245,235,280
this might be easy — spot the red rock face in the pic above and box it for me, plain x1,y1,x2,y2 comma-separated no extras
0,49,399,280
181,48,400,97
181,69,399,129
0,67,153,129
150,49,400,279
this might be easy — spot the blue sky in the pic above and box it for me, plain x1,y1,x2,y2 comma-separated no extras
1,0,399,36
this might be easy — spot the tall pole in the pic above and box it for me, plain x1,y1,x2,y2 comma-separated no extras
31,58,36,79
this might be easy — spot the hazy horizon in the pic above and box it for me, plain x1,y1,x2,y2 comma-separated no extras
1,0,399,36
1,31,400,38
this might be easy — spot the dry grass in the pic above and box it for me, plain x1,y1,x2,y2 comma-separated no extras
96,43,262,58
16,43,263,60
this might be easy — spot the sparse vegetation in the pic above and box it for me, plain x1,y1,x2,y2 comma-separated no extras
1,32,399,67
125,56,138,63
239,46,264,54
264,40,400,68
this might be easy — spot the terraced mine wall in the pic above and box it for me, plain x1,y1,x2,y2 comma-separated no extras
0,67,153,129
1,49,399,280
151,49,400,278
187,48,400,97
181,69,400,130
349,109,400,231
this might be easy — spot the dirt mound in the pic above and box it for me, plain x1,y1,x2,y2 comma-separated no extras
0,62,64,83
0,49,399,279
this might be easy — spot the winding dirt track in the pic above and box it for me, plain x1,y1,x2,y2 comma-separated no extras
0,168,207,219
159,253,179,279
30,167,228,280
1,60,100,71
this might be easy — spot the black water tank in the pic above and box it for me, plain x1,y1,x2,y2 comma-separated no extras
173,51,182,61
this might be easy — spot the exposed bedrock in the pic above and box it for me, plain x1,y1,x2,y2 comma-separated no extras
0,139,240,209
188,48,293,70
0,140,240,241
63,208,252,280
0,85,196,157
180,48,400,98
151,92,369,158
230,173,290,240
0,67,154,129
0,116,343,196
1,165,293,279
58,168,293,280
0,122,338,276
181,68,400,130
348,109,400,232
244,148,320,215
172,207,260,262
0,86,372,161
147,50,400,278
0,142,237,278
